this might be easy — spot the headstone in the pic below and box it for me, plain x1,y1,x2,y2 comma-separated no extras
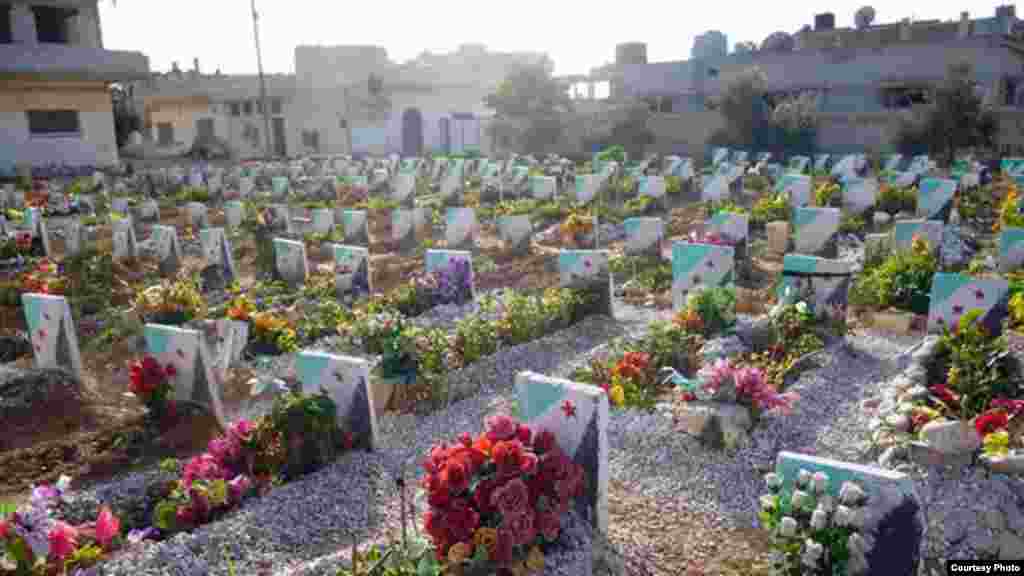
842,178,878,215
136,199,159,222
515,371,609,534
672,242,735,312
199,228,237,284
498,214,532,255
916,178,957,223
927,273,1010,337
267,204,292,234
638,176,666,210
711,148,729,167
393,172,416,206
706,211,750,261
777,254,853,325
558,250,613,317
533,175,558,201
792,207,841,257
185,202,209,230
623,217,664,259
333,244,371,303
1000,227,1024,273
23,208,51,257
272,238,309,287
151,225,182,277
341,209,369,246
774,451,924,576
775,174,811,207
111,216,137,261
311,208,334,235
813,154,830,172
831,154,859,180
440,161,463,204
892,220,943,254
425,249,475,302
445,207,477,252
572,175,598,204
224,201,244,230
239,177,254,197
392,209,417,254
22,293,83,379
883,154,904,173
64,218,86,257
142,324,226,427
188,168,204,189
271,176,289,198
295,352,377,450
701,174,729,202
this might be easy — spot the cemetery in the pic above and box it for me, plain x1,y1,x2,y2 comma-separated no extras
0,146,1020,576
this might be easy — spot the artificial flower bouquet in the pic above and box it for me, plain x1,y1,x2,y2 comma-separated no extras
249,311,298,355
559,210,593,241
690,357,799,414
759,469,870,576
134,276,206,325
225,294,256,322
675,287,737,339
128,355,177,424
0,476,123,575
421,414,585,574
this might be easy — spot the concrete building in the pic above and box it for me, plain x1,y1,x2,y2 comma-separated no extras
131,61,298,160
293,43,549,157
572,5,1024,159
0,0,149,171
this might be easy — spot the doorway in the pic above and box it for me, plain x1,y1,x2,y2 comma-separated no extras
401,108,423,157
272,117,287,157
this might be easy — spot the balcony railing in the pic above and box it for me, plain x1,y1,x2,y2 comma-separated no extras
0,43,149,80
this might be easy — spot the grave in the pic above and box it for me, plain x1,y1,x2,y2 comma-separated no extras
776,254,853,327
267,204,292,234
151,225,182,277
791,207,841,258
671,242,736,312
311,208,334,235
775,173,812,207
926,273,1010,337
916,178,957,223
706,211,750,262
789,156,810,173
425,249,475,303
774,451,924,576
185,202,209,230
559,250,613,317
392,209,417,254
892,220,943,255
813,154,830,173
999,227,1024,273
271,176,289,198
842,178,878,215
224,201,244,230
701,173,729,202
239,177,254,197
136,199,160,222
22,293,83,379
23,208,51,257
341,209,369,247
393,172,416,207
573,174,598,204
64,219,86,257
110,198,130,215
497,214,532,256
515,371,609,534
440,160,464,205
272,238,309,287
143,323,227,427
111,216,138,261
332,244,371,303
294,351,376,450
638,176,666,210
623,217,664,259
445,207,478,252
199,228,237,287
533,175,557,201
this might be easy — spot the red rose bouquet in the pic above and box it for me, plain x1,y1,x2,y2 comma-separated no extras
128,355,177,424
421,414,585,572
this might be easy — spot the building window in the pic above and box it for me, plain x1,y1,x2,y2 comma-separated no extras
0,5,13,44
339,118,347,129
33,6,71,44
243,100,253,116
26,110,80,136
1007,79,1019,107
271,98,282,115
229,102,240,117
882,87,931,109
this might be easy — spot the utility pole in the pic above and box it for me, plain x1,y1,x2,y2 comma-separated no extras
251,0,273,160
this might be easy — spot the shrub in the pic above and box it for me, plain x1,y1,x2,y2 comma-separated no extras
851,235,936,311
751,193,790,226
876,183,917,214
994,182,1024,233
134,276,206,324
813,181,841,207
675,287,737,338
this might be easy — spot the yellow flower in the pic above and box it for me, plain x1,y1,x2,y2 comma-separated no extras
983,430,1010,457
525,547,545,573
447,541,473,565
471,528,497,553
609,385,626,407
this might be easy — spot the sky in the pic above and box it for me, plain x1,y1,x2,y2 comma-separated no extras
98,0,1008,77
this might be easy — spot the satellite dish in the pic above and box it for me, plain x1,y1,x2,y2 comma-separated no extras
855,6,876,29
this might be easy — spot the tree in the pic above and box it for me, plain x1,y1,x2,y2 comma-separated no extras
110,83,141,149
895,61,997,166
484,62,573,154
706,66,770,149
602,104,656,160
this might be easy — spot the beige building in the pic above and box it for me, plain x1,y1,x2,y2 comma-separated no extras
0,0,149,172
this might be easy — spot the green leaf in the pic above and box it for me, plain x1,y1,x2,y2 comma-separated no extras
472,542,489,564
154,500,179,532
417,553,441,576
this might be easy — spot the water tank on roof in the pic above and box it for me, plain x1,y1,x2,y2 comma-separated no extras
691,31,728,60
815,12,836,30
616,43,648,65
